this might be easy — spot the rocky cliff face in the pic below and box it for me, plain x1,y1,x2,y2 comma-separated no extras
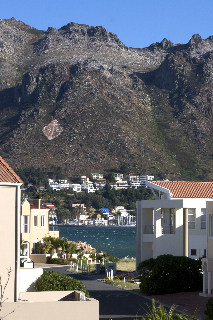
0,18,213,180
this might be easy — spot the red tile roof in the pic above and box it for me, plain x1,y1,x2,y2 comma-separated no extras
149,181,213,198
0,156,23,184
30,204,49,209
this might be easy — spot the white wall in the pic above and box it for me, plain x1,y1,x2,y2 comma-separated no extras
137,198,211,264
19,268,43,292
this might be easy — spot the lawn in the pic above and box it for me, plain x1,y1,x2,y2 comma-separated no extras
117,258,136,273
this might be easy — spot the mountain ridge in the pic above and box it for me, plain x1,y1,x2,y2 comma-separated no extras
0,18,213,180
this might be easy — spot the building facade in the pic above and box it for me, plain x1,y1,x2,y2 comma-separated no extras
136,181,213,266
21,199,59,256
0,156,23,302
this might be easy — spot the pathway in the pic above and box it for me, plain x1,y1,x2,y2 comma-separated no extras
43,266,152,320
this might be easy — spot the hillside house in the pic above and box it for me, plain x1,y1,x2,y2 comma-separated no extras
80,175,90,183
110,180,129,190
43,202,57,224
81,182,96,193
48,179,70,191
113,173,124,181
71,183,82,192
136,181,213,266
91,173,104,180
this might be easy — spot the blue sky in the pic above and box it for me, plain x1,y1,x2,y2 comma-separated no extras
1,0,213,48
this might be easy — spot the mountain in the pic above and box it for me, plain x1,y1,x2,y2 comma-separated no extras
0,18,213,180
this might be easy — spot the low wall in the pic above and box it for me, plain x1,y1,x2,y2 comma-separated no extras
19,268,43,292
3,292,99,320
30,254,51,263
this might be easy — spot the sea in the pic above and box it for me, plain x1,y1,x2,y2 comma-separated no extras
50,226,136,259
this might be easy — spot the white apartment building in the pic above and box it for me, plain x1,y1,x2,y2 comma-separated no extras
136,181,213,267
48,179,70,191
91,173,104,180
128,174,154,187
81,182,96,193
114,173,124,181
71,184,82,192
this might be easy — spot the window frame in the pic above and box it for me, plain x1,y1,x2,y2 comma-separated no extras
188,208,196,229
23,215,29,233
209,215,213,237
191,249,197,256
201,208,206,230
41,215,46,228
33,214,38,227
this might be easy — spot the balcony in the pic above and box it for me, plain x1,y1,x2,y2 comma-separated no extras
143,224,154,242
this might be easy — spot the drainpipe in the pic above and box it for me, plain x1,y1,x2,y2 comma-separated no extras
183,208,188,257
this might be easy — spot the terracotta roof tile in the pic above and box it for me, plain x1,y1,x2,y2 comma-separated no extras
0,156,23,184
150,181,213,198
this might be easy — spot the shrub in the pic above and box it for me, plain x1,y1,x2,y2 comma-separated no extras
102,252,119,263
140,299,197,320
205,299,213,320
137,255,202,295
35,271,89,296
117,272,135,280
49,258,70,265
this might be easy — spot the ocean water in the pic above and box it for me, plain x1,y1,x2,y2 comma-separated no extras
52,226,136,258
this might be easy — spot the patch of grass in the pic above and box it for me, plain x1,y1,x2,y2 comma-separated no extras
117,258,136,273
104,278,139,290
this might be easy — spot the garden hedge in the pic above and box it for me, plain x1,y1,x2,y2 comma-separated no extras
34,270,89,296
137,254,202,295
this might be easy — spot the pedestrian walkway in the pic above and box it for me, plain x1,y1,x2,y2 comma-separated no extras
43,266,151,320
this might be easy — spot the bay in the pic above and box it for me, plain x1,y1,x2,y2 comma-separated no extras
51,226,136,259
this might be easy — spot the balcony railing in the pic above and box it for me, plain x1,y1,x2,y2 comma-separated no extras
161,226,175,234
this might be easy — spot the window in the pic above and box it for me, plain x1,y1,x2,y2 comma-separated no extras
201,208,206,229
33,242,39,254
34,215,38,227
23,215,29,233
191,249,197,256
161,208,175,234
210,215,213,237
41,215,45,227
188,209,195,229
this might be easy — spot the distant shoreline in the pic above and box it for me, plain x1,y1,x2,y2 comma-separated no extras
51,224,136,228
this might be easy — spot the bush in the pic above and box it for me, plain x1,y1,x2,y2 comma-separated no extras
205,299,213,319
49,258,70,265
140,299,197,320
137,255,202,295
35,271,89,296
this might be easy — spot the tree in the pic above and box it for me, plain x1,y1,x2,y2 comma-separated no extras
55,207,71,222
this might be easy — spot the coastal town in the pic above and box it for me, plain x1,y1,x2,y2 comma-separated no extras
24,172,155,226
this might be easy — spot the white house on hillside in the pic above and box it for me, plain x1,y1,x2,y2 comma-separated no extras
136,181,213,267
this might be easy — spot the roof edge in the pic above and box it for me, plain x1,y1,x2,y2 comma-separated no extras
0,156,23,184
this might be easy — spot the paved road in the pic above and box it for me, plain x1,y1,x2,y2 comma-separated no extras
43,266,152,320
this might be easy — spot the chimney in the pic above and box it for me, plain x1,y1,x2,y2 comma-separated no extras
33,199,41,209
